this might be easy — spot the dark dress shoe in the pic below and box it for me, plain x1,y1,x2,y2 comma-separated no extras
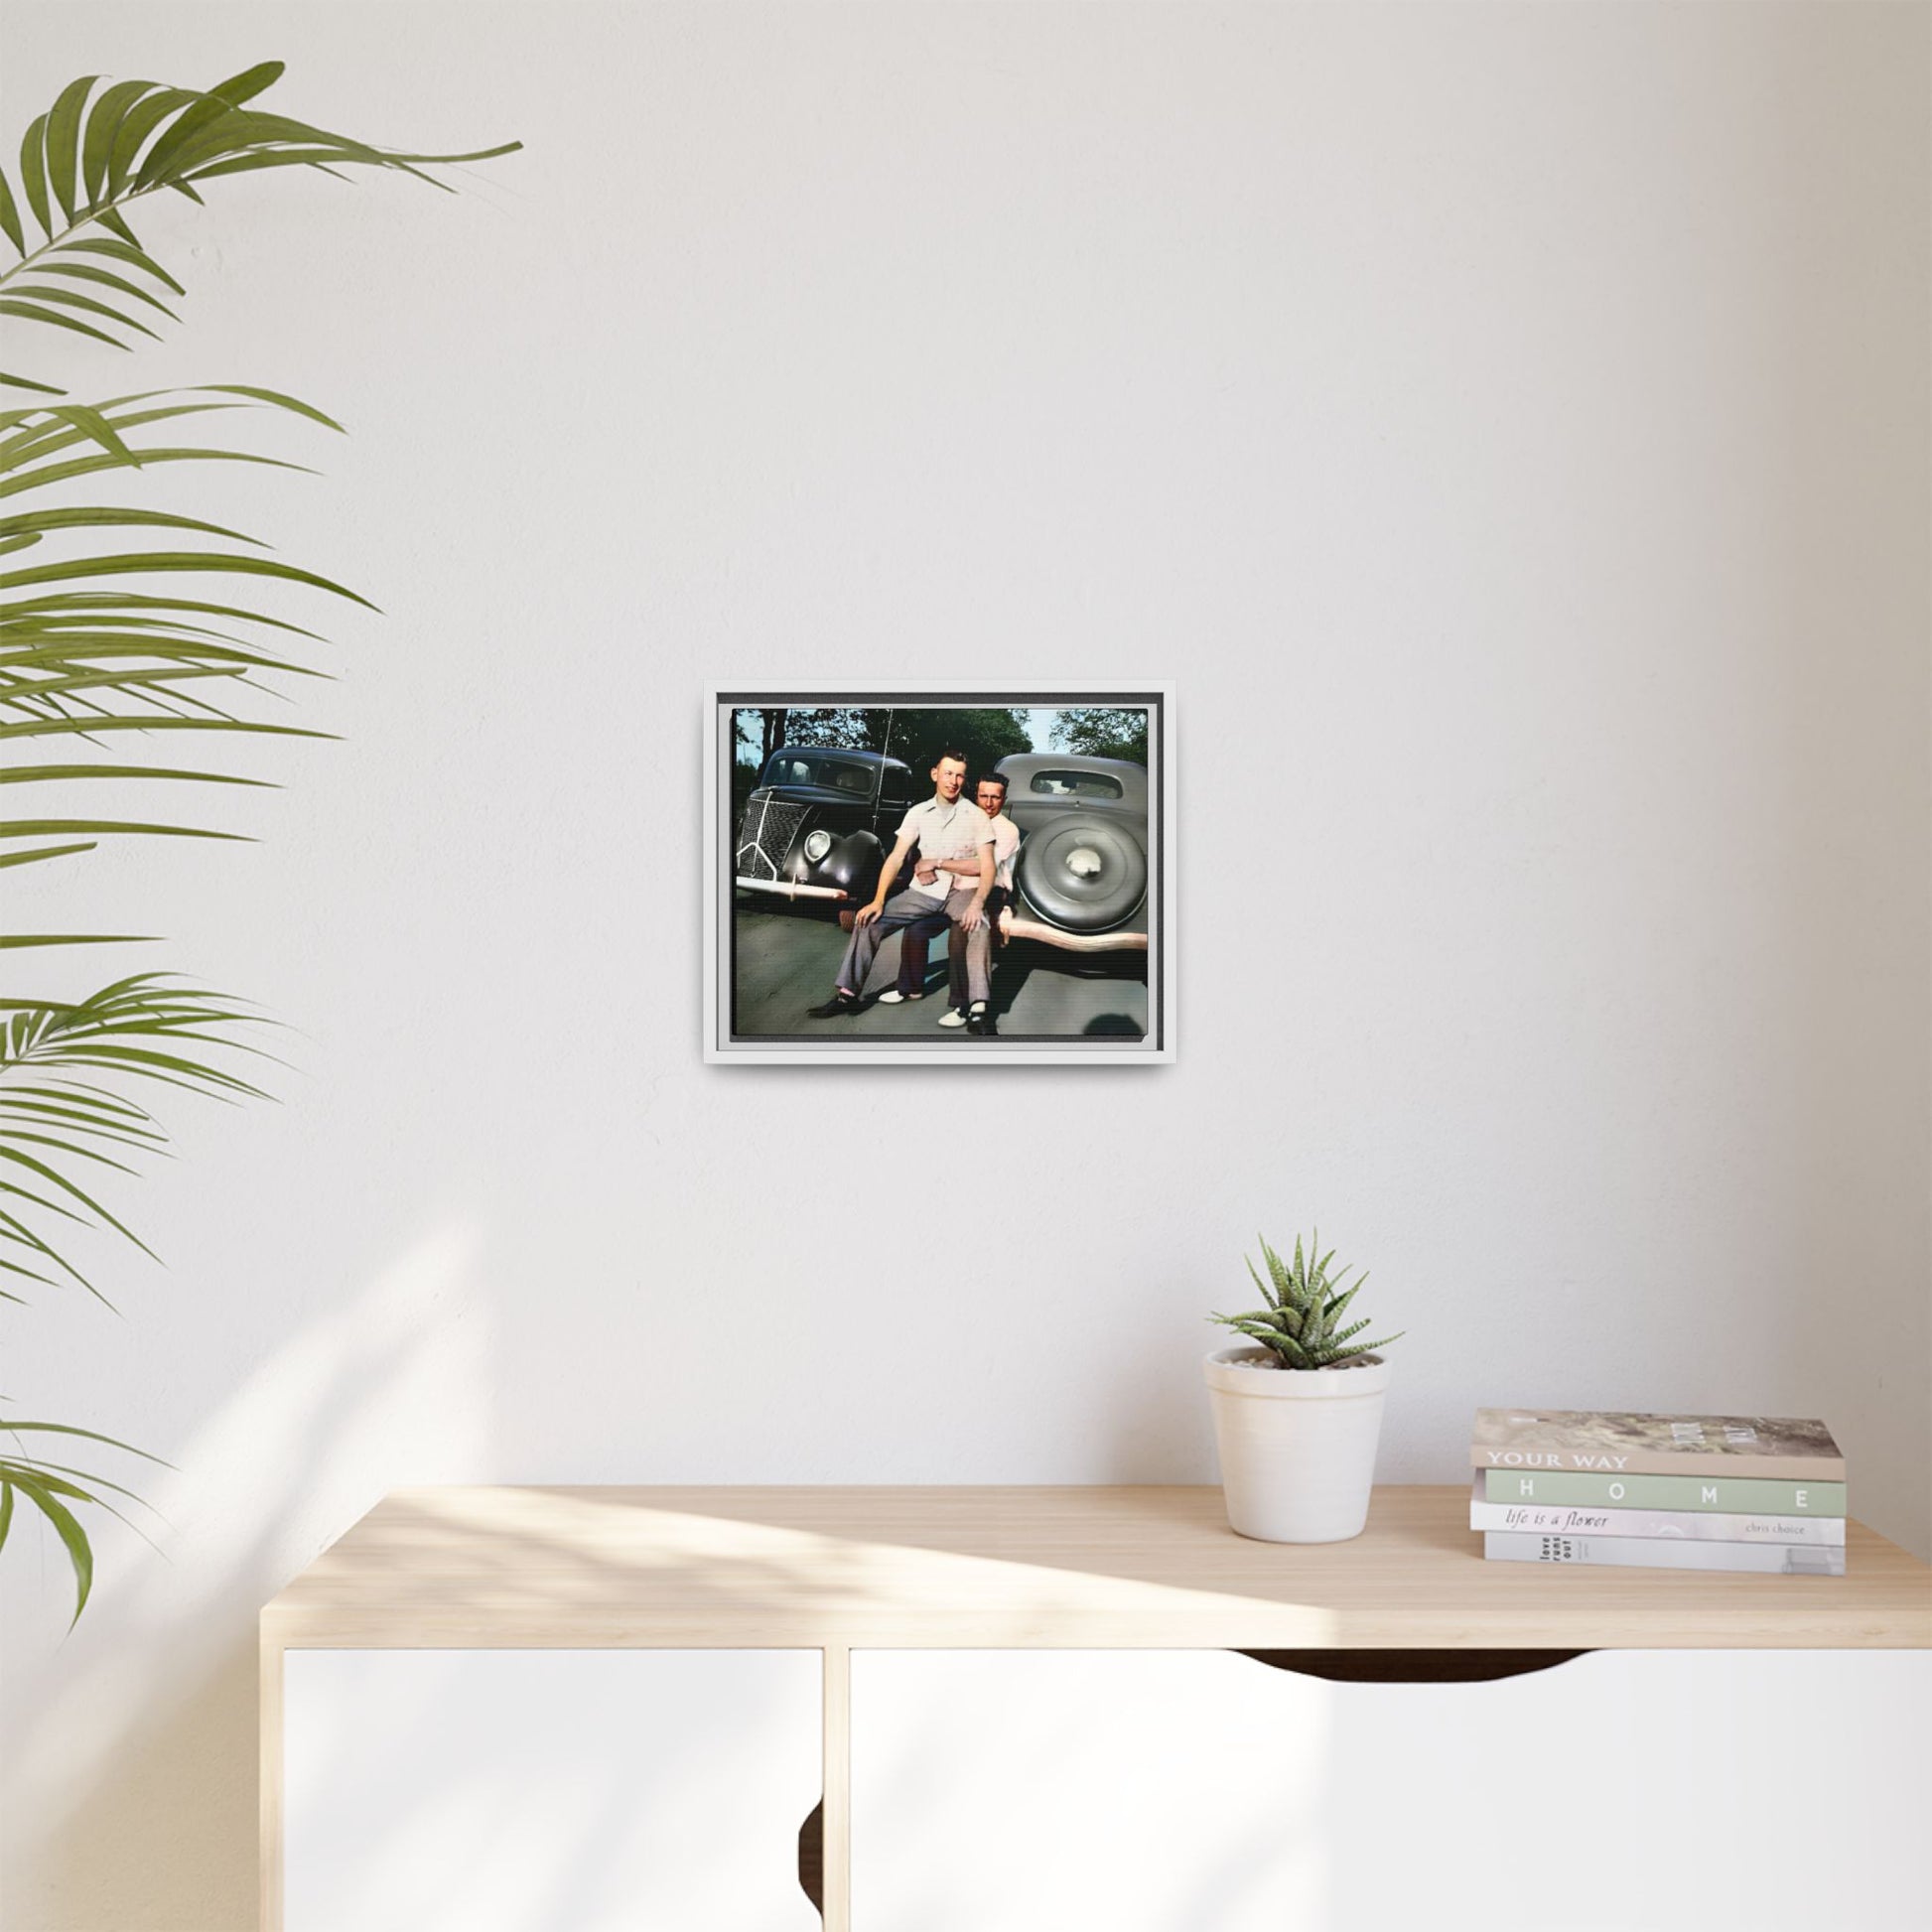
965,1004,993,1035
808,993,863,1019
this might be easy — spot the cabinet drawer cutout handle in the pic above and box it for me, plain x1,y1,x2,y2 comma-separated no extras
1236,1648,1590,1684
798,1796,824,1919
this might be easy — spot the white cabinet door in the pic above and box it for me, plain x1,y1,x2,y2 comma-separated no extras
285,1648,822,1932
851,1648,1931,1932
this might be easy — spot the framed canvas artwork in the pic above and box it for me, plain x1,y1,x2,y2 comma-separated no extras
704,689,1173,1064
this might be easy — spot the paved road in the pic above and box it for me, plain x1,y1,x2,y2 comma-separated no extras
732,899,1147,1042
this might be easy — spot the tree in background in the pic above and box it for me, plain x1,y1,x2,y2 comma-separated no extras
1051,707,1148,765
733,706,1032,788
769,707,865,750
732,708,781,799
876,708,1031,781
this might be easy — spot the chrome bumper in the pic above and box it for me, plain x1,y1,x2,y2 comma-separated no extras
736,876,850,901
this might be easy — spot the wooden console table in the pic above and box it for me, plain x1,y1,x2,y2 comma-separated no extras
260,1484,1932,1930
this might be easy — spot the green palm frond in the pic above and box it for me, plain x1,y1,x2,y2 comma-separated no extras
0,1418,170,1623
0,384,355,944
0,63,519,392
1210,1231,1405,1370
0,974,269,1305
1,62,514,1622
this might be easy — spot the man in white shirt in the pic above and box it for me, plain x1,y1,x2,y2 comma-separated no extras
929,771,1021,1035
809,751,995,1020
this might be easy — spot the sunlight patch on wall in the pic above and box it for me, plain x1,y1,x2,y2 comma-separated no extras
6,1219,491,1863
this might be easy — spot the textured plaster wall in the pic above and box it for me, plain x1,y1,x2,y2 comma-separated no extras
3,3,1927,1927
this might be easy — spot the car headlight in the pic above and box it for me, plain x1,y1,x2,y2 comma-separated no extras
802,830,833,864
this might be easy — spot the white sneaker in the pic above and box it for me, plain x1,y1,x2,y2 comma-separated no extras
938,1009,968,1028
877,989,922,1005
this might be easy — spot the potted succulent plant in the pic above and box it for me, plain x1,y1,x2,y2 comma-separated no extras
1204,1233,1404,1544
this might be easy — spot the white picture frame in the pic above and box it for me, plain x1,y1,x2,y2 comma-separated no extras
704,687,1175,1064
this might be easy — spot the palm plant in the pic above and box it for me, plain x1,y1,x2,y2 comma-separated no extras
0,62,515,1618
1211,1233,1405,1370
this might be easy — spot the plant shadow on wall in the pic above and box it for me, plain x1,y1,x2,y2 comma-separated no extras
0,63,516,1618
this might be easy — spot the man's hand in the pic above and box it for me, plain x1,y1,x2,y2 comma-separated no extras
855,899,885,927
963,842,996,934
914,862,938,885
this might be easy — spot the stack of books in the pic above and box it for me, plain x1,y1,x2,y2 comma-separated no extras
1469,1408,1846,1577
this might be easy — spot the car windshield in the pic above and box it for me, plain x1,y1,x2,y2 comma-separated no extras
1029,768,1124,799
764,754,877,795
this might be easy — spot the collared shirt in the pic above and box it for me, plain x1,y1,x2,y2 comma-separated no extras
897,795,993,901
987,812,1020,893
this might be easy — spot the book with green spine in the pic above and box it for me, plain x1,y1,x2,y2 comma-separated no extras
1467,1476,1846,1545
1481,1468,1846,1515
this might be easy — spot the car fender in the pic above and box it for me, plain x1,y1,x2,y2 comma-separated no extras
817,827,885,897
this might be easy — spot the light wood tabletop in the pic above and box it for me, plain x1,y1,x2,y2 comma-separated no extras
261,1483,1932,1651
260,1484,1932,1929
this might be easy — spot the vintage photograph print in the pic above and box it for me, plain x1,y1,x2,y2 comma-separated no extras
704,690,1173,1062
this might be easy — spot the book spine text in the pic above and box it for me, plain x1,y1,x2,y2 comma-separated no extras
1481,1469,1846,1515
1469,1499,1845,1545
1483,1532,1845,1576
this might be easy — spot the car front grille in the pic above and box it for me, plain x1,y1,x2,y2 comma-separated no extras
736,796,807,881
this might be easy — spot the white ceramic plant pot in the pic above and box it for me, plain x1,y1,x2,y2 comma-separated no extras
1203,1346,1392,1544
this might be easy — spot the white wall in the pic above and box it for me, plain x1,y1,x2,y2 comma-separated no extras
4,3,1926,1927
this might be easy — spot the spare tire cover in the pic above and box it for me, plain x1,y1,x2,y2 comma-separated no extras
1017,813,1148,932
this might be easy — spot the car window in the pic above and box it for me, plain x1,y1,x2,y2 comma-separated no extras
764,753,877,794
1029,768,1124,799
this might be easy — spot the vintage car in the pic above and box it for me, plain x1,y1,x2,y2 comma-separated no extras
735,746,1149,952
992,752,1149,952
733,746,915,904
